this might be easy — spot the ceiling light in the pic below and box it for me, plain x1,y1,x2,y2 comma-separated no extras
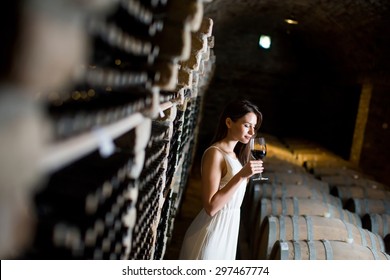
259,35,271,49
285,18,298,25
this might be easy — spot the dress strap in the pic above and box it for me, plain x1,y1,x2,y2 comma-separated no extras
204,146,239,161
202,146,226,160
206,145,225,154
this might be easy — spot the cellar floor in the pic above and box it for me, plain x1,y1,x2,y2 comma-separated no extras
163,158,251,260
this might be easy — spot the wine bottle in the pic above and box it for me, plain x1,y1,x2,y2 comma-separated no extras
47,86,153,139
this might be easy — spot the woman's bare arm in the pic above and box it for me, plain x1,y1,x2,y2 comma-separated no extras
201,148,261,217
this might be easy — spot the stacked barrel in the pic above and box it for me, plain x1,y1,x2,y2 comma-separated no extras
243,135,390,260
13,0,216,260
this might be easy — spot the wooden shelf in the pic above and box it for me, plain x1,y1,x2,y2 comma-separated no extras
39,112,146,173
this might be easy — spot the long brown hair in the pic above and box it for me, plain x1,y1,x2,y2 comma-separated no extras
211,99,262,165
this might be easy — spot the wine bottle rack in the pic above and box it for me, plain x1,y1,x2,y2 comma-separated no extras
8,0,215,260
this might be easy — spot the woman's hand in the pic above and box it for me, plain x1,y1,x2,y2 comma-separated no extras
238,160,264,179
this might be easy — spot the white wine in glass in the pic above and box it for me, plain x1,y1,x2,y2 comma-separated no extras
250,137,268,181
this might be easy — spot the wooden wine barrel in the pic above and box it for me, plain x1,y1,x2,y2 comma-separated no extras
320,175,388,190
269,240,390,260
263,172,329,188
294,151,341,166
255,215,385,259
331,186,390,204
304,157,354,171
250,198,362,255
243,183,340,236
345,198,390,216
310,166,363,177
251,182,338,205
263,157,306,173
362,213,390,238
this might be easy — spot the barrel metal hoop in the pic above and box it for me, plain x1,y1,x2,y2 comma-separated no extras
355,199,361,215
304,215,313,240
279,216,286,241
367,244,379,260
346,210,353,226
368,231,381,252
364,199,370,215
307,241,316,260
281,198,287,215
344,221,354,243
328,203,334,217
358,227,367,247
293,241,301,260
383,214,389,236
268,216,278,257
280,241,289,260
270,198,277,216
321,240,333,260
338,205,345,221
372,214,379,235
355,211,362,227
292,215,299,241
281,183,286,199
293,197,299,215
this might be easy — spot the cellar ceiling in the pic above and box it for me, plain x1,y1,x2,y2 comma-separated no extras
203,0,390,84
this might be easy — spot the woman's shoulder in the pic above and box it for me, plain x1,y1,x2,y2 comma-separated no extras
201,145,227,174
205,144,239,161
202,145,226,162
204,145,224,154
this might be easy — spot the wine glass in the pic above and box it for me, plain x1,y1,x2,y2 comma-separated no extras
250,137,268,181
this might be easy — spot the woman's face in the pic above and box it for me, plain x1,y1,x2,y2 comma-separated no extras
227,112,257,143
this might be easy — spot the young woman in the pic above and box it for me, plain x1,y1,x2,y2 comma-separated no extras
179,99,263,259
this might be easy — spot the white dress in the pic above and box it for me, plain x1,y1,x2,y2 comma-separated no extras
179,146,247,260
